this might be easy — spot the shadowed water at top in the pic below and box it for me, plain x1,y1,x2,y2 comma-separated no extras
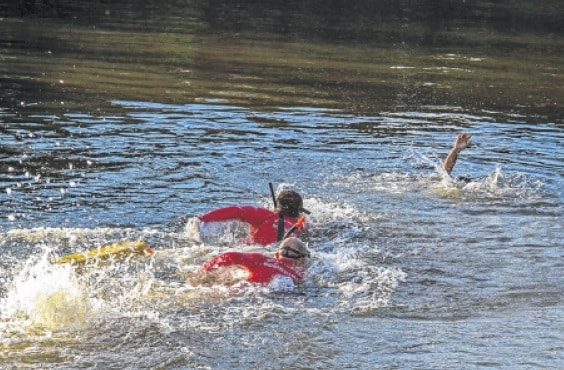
0,0,562,123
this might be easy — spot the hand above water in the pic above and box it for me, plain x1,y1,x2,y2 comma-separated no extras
443,132,472,175
453,133,472,151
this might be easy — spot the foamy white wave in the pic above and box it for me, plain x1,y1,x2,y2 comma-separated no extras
342,266,406,314
429,166,546,200
303,197,360,224
0,194,404,337
268,275,296,292
307,243,406,314
1,249,89,331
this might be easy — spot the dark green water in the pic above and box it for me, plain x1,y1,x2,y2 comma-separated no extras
1,0,562,122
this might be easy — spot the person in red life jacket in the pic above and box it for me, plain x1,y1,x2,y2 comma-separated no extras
194,190,308,246
192,237,310,286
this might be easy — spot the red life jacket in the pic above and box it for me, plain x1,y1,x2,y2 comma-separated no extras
199,206,304,245
202,251,303,284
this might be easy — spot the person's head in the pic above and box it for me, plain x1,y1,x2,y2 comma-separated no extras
277,237,310,266
276,190,303,218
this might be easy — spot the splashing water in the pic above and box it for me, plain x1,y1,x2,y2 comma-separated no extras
1,249,88,331
0,101,560,368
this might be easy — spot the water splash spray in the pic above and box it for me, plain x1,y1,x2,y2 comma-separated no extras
1,247,89,331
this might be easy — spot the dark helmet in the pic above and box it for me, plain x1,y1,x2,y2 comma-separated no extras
276,190,303,218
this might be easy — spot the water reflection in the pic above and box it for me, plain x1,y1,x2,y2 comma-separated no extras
1,2,562,122
2,101,561,229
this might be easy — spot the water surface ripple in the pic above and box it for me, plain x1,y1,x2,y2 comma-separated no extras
0,102,562,369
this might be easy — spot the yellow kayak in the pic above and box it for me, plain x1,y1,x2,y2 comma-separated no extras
52,240,153,264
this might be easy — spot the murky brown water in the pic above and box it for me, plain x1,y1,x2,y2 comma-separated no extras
1,1,562,122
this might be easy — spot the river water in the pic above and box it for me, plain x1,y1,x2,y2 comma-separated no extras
1,2,563,369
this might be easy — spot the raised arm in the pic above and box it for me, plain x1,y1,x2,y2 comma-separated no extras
199,206,273,225
442,133,472,175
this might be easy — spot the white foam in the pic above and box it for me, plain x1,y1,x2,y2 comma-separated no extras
1,248,88,331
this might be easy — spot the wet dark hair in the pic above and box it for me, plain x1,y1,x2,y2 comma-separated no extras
276,190,303,218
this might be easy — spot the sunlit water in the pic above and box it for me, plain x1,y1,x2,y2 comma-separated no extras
0,102,562,368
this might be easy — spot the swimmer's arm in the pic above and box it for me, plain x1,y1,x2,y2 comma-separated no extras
202,251,260,272
199,206,273,226
191,252,259,286
443,148,460,175
443,133,472,175
188,252,244,286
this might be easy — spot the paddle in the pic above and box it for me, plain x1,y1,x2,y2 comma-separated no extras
282,215,306,240
52,240,153,264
